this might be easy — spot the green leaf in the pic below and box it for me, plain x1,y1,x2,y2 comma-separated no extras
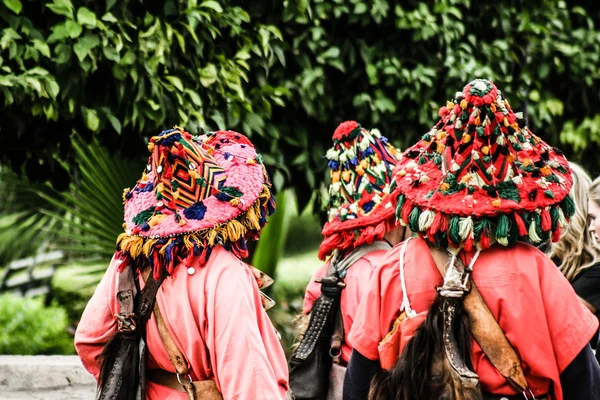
199,64,217,87
105,113,121,134
199,1,223,13
73,34,99,62
166,75,184,91
102,46,119,62
46,0,74,18
3,0,22,14
66,20,83,38
45,79,60,98
101,12,118,23
77,7,97,27
32,40,51,58
83,108,100,131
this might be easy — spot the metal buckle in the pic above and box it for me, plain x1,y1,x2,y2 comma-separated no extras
176,372,193,388
329,348,342,358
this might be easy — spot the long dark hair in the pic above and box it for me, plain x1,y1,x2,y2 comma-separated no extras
369,295,474,400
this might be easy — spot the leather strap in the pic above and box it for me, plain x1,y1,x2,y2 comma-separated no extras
429,248,529,392
141,268,190,377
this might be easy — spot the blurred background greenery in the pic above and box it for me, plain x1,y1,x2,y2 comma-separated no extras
1,0,600,355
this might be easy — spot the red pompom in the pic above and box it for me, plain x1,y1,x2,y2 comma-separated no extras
541,209,552,232
514,213,528,237
333,120,360,141
552,226,561,242
479,231,490,249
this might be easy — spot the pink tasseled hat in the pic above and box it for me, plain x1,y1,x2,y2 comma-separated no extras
117,127,275,278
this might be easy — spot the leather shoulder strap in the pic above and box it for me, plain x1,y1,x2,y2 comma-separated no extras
141,268,190,377
429,248,529,392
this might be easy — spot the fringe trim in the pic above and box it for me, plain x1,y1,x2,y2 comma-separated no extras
394,193,575,251
318,213,396,260
116,184,275,277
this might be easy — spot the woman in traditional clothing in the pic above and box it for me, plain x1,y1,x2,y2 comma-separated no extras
290,121,407,399
344,79,600,400
75,128,288,399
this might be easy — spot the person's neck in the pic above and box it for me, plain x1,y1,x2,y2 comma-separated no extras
384,226,405,247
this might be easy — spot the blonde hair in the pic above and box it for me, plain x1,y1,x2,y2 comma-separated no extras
550,162,600,281
590,175,600,206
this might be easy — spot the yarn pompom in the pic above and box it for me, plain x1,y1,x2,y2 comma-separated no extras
332,120,360,141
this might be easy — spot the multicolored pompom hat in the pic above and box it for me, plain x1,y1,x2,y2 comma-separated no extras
392,79,574,251
319,120,402,260
117,127,275,278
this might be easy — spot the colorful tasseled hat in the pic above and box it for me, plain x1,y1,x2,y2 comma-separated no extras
319,121,402,260
117,127,275,278
392,79,574,251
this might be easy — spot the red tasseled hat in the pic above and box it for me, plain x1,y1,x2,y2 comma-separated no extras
319,121,402,260
391,79,574,251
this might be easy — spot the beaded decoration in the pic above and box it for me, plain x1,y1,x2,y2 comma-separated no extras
391,79,574,251
319,121,402,260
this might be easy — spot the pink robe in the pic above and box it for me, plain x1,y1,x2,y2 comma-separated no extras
348,238,599,400
75,246,289,400
302,250,388,364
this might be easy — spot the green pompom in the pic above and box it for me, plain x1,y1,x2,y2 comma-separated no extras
550,206,560,230
408,206,420,232
422,133,431,142
433,154,442,165
418,156,427,165
496,214,511,239
477,127,484,137
395,194,405,220
544,190,555,199
474,219,491,237
560,195,576,217
449,217,461,244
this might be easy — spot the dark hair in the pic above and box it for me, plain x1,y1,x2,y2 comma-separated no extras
368,295,474,400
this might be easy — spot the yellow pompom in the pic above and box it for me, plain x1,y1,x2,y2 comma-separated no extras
460,99,468,110
440,182,450,191
360,159,369,169
147,142,155,152
446,101,454,110
342,170,351,182
492,199,502,207
189,170,200,180
398,169,407,177
246,158,256,165
481,146,490,155
331,171,341,183
230,198,240,207
172,190,180,201
462,133,472,144
437,143,446,153
355,165,365,175
178,217,187,226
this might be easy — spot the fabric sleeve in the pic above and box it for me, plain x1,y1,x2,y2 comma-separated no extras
559,344,600,400
346,265,386,361
302,263,328,315
207,263,284,399
343,349,382,400
572,264,600,312
538,252,600,372
74,256,120,379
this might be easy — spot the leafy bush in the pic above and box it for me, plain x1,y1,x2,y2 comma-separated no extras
3,0,600,209
0,293,74,354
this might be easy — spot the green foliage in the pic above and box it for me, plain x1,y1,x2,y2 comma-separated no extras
2,0,600,211
37,135,143,261
0,293,74,354
0,167,60,265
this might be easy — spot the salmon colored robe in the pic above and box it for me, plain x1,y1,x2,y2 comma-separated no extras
348,238,599,400
303,250,389,364
75,246,289,400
